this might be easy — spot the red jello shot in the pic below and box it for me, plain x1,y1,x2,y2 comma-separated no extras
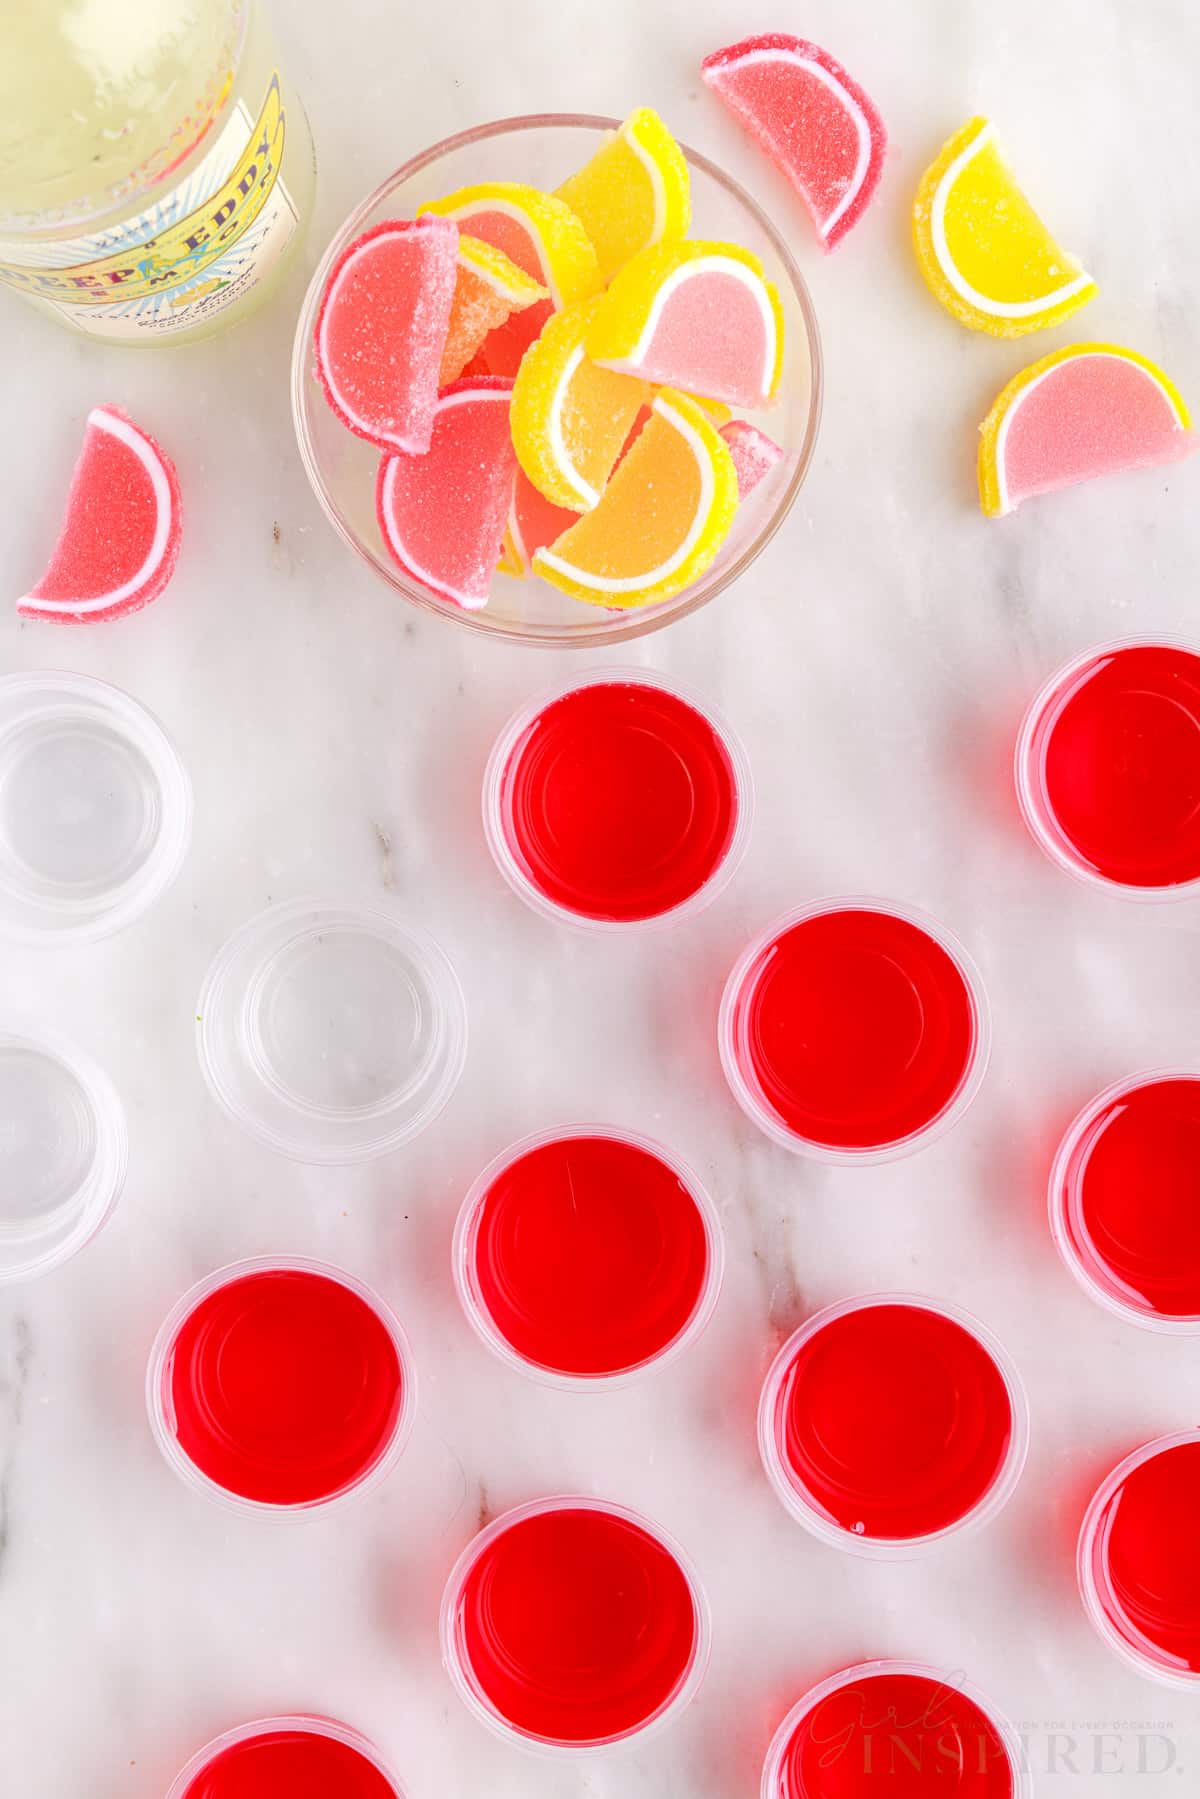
453,1126,723,1387
483,669,751,930
720,899,989,1162
440,1496,710,1753
758,1295,1029,1558
1016,638,1200,896
166,1715,405,1799
1079,1430,1200,1689
761,1660,1029,1799
1050,1070,1200,1332
147,1257,415,1515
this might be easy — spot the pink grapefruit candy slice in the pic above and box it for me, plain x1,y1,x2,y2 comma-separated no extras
702,34,886,251
315,215,458,453
18,405,182,625
978,342,1196,516
719,419,784,498
376,376,517,610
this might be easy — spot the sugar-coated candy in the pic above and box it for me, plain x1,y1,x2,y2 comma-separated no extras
315,215,459,452
913,118,1096,338
510,296,650,511
556,107,691,281
533,389,739,610
719,420,784,498
978,343,1196,516
376,377,517,610
419,183,600,376
586,240,784,410
441,237,547,387
701,35,886,250
18,405,182,624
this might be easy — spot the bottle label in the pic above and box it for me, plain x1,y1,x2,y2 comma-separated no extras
0,74,299,339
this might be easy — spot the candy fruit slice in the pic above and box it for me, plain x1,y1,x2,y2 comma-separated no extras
719,419,784,498
510,296,651,511
376,376,517,610
912,117,1097,337
18,405,182,624
556,107,691,280
533,388,739,609
701,35,886,250
315,215,459,452
501,469,580,577
420,183,601,375
586,240,784,409
440,236,547,386
978,343,1196,517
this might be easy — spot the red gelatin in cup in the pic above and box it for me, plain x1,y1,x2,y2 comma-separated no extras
726,907,978,1152
179,1728,397,1799
1053,1075,1200,1322
464,1133,711,1378
495,680,739,922
1083,1438,1200,1677
165,1269,404,1506
765,1302,1015,1541
769,1669,1016,1798
1026,643,1200,888
451,1505,699,1744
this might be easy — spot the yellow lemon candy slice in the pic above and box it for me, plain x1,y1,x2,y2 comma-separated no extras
533,388,739,609
913,117,1097,337
585,239,785,410
556,107,691,281
510,296,652,512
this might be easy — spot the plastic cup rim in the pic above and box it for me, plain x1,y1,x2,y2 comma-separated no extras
756,1290,1030,1559
0,669,192,945
194,898,468,1164
163,1712,407,1799
1077,1425,1200,1690
439,1492,712,1757
145,1254,418,1519
1014,633,1200,902
451,1121,726,1390
1049,1065,1200,1335
480,665,754,933
760,1658,1032,1799
717,895,992,1165
0,1026,127,1284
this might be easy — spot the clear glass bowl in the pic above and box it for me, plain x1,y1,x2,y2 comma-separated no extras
292,113,822,647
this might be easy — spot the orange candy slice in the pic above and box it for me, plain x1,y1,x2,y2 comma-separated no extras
533,389,739,608
440,237,547,387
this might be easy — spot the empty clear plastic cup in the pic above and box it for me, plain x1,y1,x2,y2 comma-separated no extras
1049,1069,1200,1333
440,1495,710,1756
482,669,752,931
452,1125,724,1388
758,1293,1029,1559
0,672,191,942
761,1660,1031,1799
165,1714,407,1798
147,1256,416,1517
0,1029,127,1283
1078,1429,1200,1689
196,901,467,1163
718,898,990,1164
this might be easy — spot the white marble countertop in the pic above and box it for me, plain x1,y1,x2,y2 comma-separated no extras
3,0,1200,1793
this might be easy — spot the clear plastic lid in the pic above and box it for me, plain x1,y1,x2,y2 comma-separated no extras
0,672,191,943
196,900,467,1164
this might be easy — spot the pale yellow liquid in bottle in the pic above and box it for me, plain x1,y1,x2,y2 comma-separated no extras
0,0,315,343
